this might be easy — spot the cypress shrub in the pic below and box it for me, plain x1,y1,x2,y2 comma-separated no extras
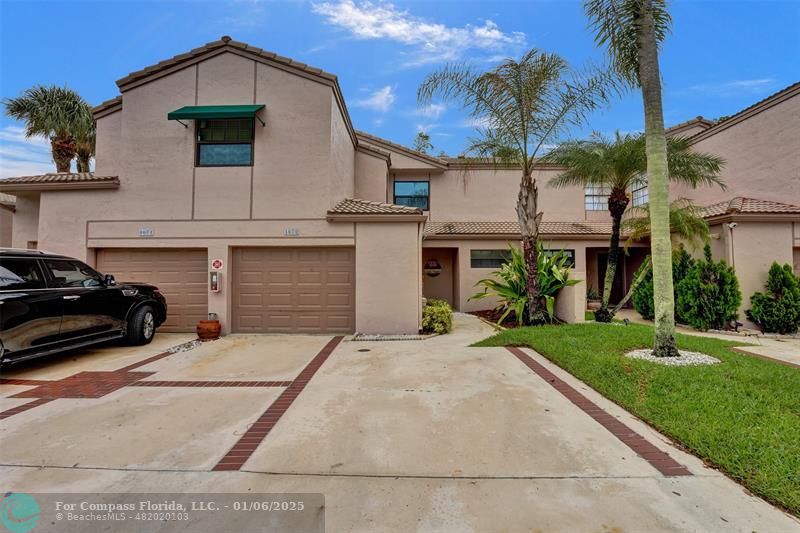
746,263,800,334
676,245,741,331
632,246,695,322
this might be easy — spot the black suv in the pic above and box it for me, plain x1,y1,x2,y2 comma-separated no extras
0,249,168,365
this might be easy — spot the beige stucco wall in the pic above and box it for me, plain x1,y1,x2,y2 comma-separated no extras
0,207,12,247
354,151,388,202
554,271,586,324
672,92,800,206
10,194,39,249
355,221,422,334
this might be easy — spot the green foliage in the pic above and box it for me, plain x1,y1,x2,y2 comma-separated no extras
421,299,453,334
632,246,695,322
470,245,578,325
474,322,800,513
746,263,800,334
412,131,433,154
676,245,741,331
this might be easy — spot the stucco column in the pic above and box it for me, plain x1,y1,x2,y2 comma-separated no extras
206,243,231,334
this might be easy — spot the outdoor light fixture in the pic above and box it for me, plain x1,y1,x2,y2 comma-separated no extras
424,259,442,277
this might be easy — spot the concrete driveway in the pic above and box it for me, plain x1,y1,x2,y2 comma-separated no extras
1,316,797,531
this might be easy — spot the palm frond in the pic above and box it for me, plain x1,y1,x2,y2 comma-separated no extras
624,198,710,249
3,85,91,140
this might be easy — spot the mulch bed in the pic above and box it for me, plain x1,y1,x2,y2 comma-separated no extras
469,309,521,329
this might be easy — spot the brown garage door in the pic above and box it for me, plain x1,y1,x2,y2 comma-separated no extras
233,247,355,333
96,248,208,332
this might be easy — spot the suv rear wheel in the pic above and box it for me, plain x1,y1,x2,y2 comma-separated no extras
127,305,156,345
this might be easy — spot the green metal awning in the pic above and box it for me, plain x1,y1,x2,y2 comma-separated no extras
167,104,265,121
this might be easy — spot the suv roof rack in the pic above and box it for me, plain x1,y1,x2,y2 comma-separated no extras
0,247,47,254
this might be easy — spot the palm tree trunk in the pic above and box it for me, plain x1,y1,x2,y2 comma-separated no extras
596,188,629,322
50,136,75,173
77,151,91,172
638,0,679,357
612,257,651,314
517,173,544,324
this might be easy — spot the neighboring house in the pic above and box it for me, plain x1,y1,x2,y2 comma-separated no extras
0,193,15,247
0,37,797,333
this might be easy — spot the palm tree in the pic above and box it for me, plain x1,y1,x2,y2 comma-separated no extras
413,131,434,154
418,50,616,324
585,0,678,356
4,85,92,173
613,198,710,313
75,104,96,173
545,132,724,321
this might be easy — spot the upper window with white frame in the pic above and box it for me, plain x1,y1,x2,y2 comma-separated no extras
630,176,648,206
584,184,611,211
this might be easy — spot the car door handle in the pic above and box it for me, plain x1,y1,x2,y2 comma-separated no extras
63,295,81,301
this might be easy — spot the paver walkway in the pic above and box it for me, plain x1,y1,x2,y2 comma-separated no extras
1,316,797,531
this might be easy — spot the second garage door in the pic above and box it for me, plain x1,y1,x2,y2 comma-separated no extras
232,247,355,333
96,248,208,332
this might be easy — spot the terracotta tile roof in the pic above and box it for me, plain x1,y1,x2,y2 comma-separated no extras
0,173,120,192
355,131,448,168
424,220,615,237
665,116,715,136
702,197,800,218
328,198,423,215
116,35,337,90
92,96,123,118
0,193,15,205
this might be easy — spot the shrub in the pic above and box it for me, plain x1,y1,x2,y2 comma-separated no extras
632,246,695,322
676,245,741,331
422,299,453,334
746,263,800,334
470,245,578,325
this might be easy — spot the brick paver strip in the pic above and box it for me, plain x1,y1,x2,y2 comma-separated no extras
10,371,155,399
213,335,344,471
130,380,293,387
0,398,55,420
115,350,176,372
506,346,691,477
0,378,52,386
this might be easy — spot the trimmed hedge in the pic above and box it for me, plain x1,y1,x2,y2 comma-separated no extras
746,262,800,334
632,246,694,322
422,299,453,334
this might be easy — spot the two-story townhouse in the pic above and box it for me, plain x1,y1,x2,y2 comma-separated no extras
1,37,798,333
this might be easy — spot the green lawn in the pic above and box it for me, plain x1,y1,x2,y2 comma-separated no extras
475,322,800,515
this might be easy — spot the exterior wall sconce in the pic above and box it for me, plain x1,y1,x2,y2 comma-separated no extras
424,259,442,277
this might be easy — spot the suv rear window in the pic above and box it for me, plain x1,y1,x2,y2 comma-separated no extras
0,258,45,290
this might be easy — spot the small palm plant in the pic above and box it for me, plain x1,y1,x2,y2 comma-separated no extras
471,245,578,326
545,132,724,322
4,85,94,172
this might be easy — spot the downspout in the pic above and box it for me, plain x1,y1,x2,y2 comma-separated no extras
726,221,737,268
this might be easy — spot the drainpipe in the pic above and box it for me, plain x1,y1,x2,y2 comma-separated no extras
726,221,737,268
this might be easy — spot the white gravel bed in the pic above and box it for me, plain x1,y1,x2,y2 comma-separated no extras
625,348,721,366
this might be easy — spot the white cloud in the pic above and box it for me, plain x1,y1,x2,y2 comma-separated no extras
312,0,526,65
684,78,777,96
0,125,56,179
415,103,446,119
459,116,493,129
353,85,396,112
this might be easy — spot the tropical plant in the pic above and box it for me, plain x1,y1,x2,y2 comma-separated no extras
585,0,678,356
632,245,695,322
545,132,723,322
612,198,710,313
746,263,800,334
413,131,434,154
676,245,741,331
470,245,579,325
422,299,454,334
4,85,93,172
419,50,615,324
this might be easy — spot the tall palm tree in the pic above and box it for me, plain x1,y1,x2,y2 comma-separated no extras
545,132,724,321
4,85,92,173
585,0,678,356
418,50,616,324
75,104,96,173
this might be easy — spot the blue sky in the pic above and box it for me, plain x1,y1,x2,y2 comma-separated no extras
1,0,798,177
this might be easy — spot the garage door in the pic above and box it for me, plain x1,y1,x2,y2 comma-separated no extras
233,247,355,333
96,248,208,332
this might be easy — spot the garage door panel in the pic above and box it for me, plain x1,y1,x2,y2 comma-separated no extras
232,247,355,333
96,248,208,333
